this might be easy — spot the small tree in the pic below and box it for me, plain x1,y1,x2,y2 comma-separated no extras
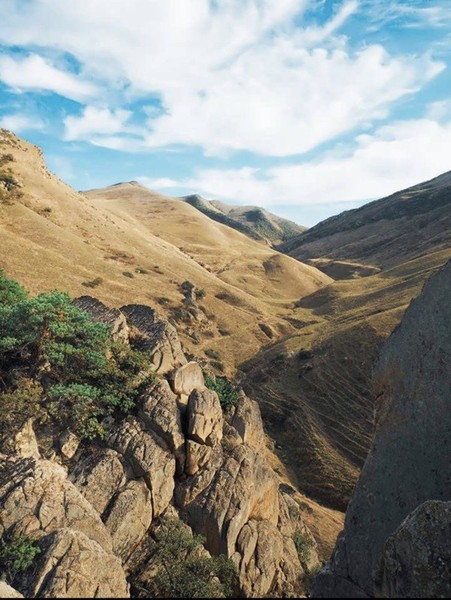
0,535,41,585
147,517,237,598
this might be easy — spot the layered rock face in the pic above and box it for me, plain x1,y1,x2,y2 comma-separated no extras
0,297,318,598
312,260,451,598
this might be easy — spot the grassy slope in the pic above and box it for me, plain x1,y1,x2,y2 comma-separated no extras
242,220,451,509
0,130,330,376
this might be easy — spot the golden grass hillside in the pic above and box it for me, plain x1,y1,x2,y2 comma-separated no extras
0,130,330,374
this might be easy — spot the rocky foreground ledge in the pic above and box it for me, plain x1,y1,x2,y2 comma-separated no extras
312,260,451,598
0,296,319,598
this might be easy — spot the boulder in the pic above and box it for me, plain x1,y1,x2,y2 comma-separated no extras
185,444,279,556
121,304,186,374
139,379,185,472
108,417,175,516
14,419,40,459
229,393,265,449
105,479,152,563
70,449,127,516
377,501,451,598
59,430,80,459
187,388,223,447
235,519,302,598
169,361,204,404
185,440,212,476
73,296,130,343
0,456,112,552
30,528,129,598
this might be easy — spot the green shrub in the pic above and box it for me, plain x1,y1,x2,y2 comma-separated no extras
195,287,206,300
205,348,221,361
122,271,134,278
293,532,313,564
0,535,41,584
146,517,237,598
0,271,153,441
82,277,103,288
204,375,238,411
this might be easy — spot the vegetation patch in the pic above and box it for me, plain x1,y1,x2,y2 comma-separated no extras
293,532,313,564
82,277,103,288
0,270,153,445
141,517,237,598
122,271,134,278
0,534,41,586
205,375,238,411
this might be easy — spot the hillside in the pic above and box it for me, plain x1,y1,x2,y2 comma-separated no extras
0,130,330,375
241,174,451,510
279,171,451,274
181,193,306,245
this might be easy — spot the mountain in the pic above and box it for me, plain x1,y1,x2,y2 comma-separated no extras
241,173,451,510
0,130,330,375
312,260,451,598
279,171,451,276
181,193,306,245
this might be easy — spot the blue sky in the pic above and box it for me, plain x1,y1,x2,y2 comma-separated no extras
0,0,450,226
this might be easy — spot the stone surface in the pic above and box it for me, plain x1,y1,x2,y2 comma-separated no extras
187,388,223,447
229,393,265,449
169,361,204,404
235,519,302,598
377,500,451,598
0,456,112,552
30,528,129,598
185,444,279,556
139,378,185,472
185,440,212,476
73,296,130,343
0,582,23,599
70,448,127,516
312,261,451,597
108,417,175,516
105,479,153,563
121,304,187,374
59,430,80,459
14,419,40,459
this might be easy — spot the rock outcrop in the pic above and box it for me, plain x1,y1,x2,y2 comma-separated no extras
312,260,451,598
0,297,318,599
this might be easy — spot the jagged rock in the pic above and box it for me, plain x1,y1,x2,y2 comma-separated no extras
70,449,127,515
185,440,212,476
121,304,187,374
108,417,175,516
377,501,451,598
185,444,279,556
169,361,204,404
139,379,185,473
59,430,80,459
312,261,451,597
105,479,152,563
278,493,319,571
30,528,129,598
14,419,40,459
0,582,23,598
229,393,265,449
187,388,223,447
0,456,112,552
311,566,369,598
175,445,224,507
73,296,130,342
235,519,302,598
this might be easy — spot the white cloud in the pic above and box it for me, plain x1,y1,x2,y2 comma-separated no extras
144,118,451,205
0,1,445,155
0,112,45,132
0,54,98,103
64,106,134,141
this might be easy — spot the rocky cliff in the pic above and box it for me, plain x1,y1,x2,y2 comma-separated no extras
0,295,320,598
312,260,451,598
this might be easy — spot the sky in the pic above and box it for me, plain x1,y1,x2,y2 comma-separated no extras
0,0,450,226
